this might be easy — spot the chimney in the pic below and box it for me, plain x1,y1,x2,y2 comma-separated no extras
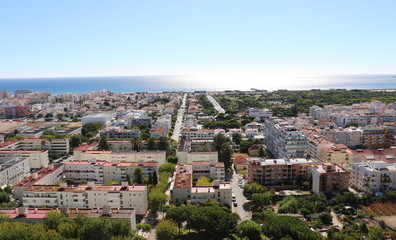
18,207,28,217
60,182,67,189
48,164,54,170
91,158,96,164
102,206,112,216
213,180,220,187
60,206,70,216
32,172,39,180
121,181,128,187
87,181,95,188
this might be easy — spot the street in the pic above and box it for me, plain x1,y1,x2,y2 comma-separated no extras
230,170,251,222
171,93,187,142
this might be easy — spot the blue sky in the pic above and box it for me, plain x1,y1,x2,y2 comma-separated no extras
0,0,395,80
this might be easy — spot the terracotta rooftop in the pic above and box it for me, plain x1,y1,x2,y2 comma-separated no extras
15,166,62,187
25,184,147,192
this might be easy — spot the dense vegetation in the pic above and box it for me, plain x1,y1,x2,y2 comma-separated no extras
165,202,239,240
197,94,216,115
215,90,396,117
0,211,141,240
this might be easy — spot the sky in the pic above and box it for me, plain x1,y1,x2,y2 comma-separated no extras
0,0,395,81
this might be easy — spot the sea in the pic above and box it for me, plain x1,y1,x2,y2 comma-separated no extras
0,74,395,94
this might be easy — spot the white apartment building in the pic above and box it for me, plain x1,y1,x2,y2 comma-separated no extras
320,127,363,148
73,149,166,165
22,182,148,215
13,165,64,203
248,108,273,118
265,117,308,159
2,138,70,155
176,140,218,164
309,106,328,120
0,150,48,169
64,159,158,183
0,157,30,187
351,161,396,193
82,113,115,125
181,128,225,140
191,161,225,182
102,127,140,139
152,115,172,134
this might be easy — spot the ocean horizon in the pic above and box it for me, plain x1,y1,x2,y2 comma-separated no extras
0,74,395,94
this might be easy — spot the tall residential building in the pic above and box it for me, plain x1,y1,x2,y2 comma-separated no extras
265,117,308,159
361,126,396,148
246,158,310,188
0,90,10,99
351,161,396,193
0,157,30,187
311,163,349,194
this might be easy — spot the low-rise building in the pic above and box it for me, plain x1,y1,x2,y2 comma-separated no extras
73,147,166,165
248,108,273,118
0,157,30,187
22,182,148,215
318,144,354,164
82,113,115,125
176,140,218,164
1,138,70,155
351,161,396,193
311,163,349,194
13,165,64,203
103,127,140,139
0,150,48,169
170,163,231,205
181,128,224,140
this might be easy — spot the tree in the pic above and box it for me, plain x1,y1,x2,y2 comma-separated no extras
219,142,233,170
196,176,213,186
159,163,176,175
126,174,131,184
148,191,168,215
147,137,156,150
155,219,178,240
262,215,321,240
44,211,68,231
0,192,10,204
153,171,158,186
98,136,109,150
81,217,112,240
242,183,266,200
133,167,143,184
105,180,119,185
250,193,273,212
189,205,238,239
81,122,105,137
148,172,153,185
166,206,188,233
318,212,332,225
232,133,242,145
237,220,261,240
